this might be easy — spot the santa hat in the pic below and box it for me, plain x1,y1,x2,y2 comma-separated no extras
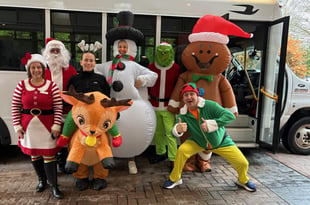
188,15,253,44
106,11,144,46
21,53,46,70
45,37,66,51
159,42,172,47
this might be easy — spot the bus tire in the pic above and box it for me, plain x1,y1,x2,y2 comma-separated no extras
284,117,310,155
0,117,11,145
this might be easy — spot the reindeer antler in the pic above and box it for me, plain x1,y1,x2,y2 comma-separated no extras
64,85,95,104
100,98,132,107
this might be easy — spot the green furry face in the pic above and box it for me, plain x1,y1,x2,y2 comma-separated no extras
155,45,174,67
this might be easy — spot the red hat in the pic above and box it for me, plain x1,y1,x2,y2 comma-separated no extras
21,53,46,70
181,83,199,96
45,37,54,45
45,37,65,50
189,15,253,44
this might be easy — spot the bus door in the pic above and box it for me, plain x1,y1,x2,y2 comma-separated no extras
257,16,289,152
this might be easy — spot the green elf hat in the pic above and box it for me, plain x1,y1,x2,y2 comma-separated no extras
181,82,205,97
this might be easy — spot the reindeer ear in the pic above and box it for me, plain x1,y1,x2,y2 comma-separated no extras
114,100,133,112
59,91,80,106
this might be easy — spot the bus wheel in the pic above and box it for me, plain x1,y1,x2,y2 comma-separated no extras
284,117,310,155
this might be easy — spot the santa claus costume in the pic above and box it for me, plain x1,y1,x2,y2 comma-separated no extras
42,38,77,173
42,38,77,114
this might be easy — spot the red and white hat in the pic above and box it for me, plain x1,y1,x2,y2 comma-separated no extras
189,15,253,44
159,42,172,47
45,37,65,51
21,53,46,70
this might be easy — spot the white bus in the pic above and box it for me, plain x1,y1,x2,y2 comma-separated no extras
1,0,309,155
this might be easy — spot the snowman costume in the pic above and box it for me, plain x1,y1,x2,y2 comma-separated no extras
95,11,158,158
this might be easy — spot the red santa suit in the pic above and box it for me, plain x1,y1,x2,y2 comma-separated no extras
42,38,77,115
12,79,63,156
45,65,77,114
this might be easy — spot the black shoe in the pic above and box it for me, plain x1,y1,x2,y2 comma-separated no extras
76,178,89,191
50,185,64,199
149,154,167,164
93,178,107,191
36,179,47,192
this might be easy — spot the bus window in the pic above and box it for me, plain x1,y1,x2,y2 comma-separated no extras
161,16,198,72
51,10,102,72
0,7,45,71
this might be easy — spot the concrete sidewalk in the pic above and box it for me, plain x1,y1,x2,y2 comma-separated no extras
0,145,309,205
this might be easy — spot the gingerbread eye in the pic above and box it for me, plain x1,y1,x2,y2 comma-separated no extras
199,50,203,54
207,50,211,54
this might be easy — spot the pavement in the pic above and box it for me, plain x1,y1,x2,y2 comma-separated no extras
0,144,309,205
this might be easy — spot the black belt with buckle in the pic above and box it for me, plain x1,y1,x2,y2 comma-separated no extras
149,94,170,102
21,108,54,116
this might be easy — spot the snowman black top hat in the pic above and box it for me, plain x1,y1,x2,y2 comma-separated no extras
106,11,144,46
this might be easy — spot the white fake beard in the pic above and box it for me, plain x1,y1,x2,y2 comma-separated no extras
47,54,67,73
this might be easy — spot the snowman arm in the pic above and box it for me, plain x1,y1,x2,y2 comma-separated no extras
136,64,158,87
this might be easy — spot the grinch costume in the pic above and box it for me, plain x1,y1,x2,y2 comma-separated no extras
148,42,181,163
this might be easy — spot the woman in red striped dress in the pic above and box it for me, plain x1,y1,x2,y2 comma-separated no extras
11,53,64,199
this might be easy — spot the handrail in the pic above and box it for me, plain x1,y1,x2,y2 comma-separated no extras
260,86,278,102
243,67,259,102
242,46,258,101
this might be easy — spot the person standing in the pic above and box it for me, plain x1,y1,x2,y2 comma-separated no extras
95,11,158,174
57,40,123,190
12,53,64,199
42,38,77,173
148,42,181,168
163,83,256,192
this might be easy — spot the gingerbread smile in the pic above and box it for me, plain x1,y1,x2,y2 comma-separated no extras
191,52,218,69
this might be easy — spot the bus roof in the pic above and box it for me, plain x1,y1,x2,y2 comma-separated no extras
0,0,281,21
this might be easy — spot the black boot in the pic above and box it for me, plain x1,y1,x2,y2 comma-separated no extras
56,148,69,174
44,161,64,199
31,158,47,192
